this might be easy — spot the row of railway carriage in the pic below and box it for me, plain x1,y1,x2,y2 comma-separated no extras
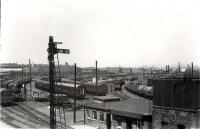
1,76,154,105
0,77,110,105
34,77,154,100
34,79,109,99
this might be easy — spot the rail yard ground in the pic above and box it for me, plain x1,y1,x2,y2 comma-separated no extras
0,101,84,129
0,81,85,129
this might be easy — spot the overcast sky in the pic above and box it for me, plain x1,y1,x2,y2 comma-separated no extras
1,0,200,67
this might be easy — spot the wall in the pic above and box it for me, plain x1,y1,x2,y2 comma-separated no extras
84,108,152,129
153,107,200,129
85,109,108,129
153,79,200,109
112,115,152,129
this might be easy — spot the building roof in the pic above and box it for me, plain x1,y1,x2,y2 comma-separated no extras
94,95,121,102
83,81,107,86
110,99,152,118
83,98,152,119
83,100,114,111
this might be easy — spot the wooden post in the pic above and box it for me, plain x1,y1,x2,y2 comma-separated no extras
96,60,98,95
22,66,26,100
74,63,77,123
191,62,193,77
166,65,168,74
83,107,86,124
29,59,32,95
168,65,170,74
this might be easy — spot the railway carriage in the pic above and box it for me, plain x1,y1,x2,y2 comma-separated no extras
35,80,85,99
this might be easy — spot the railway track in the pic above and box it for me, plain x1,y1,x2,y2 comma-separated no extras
1,110,35,128
18,102,50,119
3,106,44,126
1,102,73,129
0,111,21,128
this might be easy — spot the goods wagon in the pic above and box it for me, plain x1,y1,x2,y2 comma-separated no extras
0,88,15,104
125,82,153,100
82,82,108,96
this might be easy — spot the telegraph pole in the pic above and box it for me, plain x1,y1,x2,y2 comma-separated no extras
178,62,181,73
166,65,168,74
48,36,70,129
191,62,193,77
29,59,32,95
22,66,26,100
167,65,170,74
96,60,98,96
74,63,77,123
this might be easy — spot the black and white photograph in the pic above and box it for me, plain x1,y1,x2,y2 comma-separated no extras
0,0,200,129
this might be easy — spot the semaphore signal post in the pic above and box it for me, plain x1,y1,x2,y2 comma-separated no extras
47,36,70,129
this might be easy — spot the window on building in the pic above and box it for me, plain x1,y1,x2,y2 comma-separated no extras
80,88,85,95
117,120,122,126
177,124,185,129
86,110,90,118
161,121,168,129
99,112,104,121
136,120,143,129
92,110,97,119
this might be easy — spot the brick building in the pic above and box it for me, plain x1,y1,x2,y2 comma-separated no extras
82,95,152,129
152,78,200,129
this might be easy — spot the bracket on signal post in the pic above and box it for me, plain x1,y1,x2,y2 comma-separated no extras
56,49,70,54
